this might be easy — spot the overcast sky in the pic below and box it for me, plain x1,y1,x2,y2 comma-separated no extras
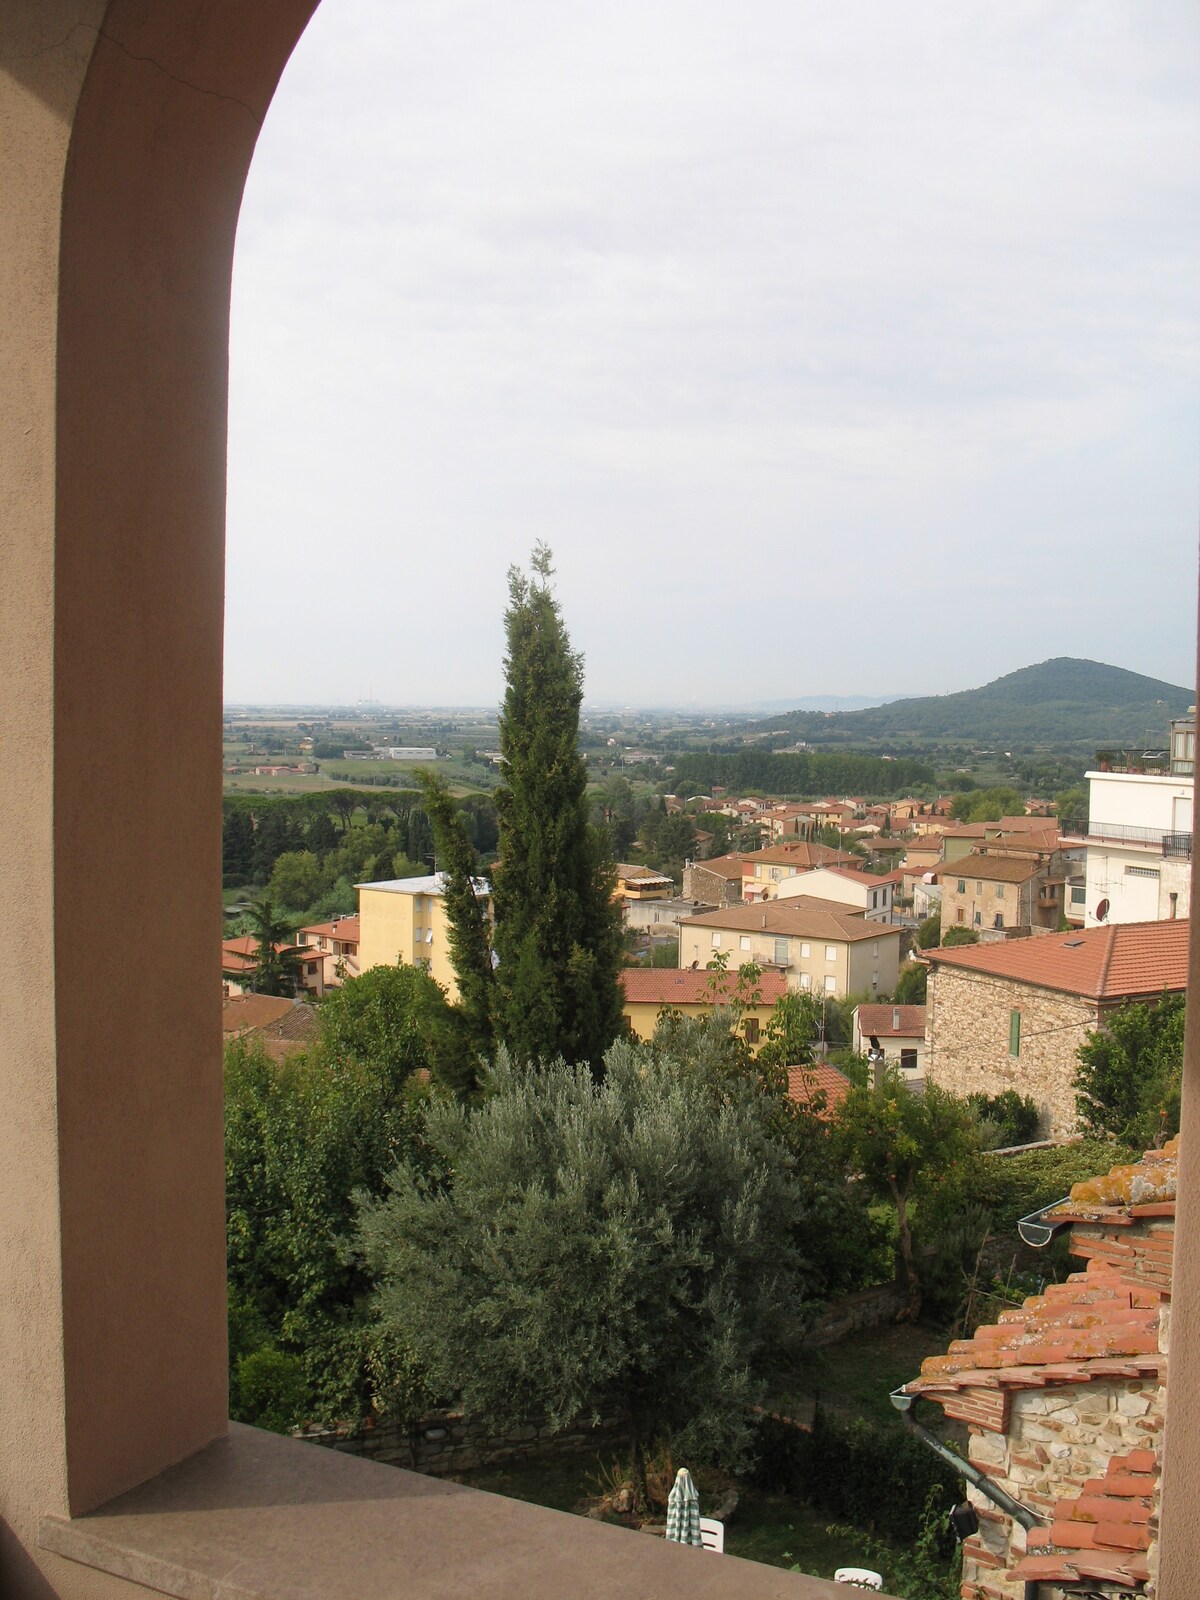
225,0,1200,708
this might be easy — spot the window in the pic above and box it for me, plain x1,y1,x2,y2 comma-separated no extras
770,868,780,882
956,909,965,923
1071,886,1086,905
824,974,837,993
995,884,1004,897
976,881,983,894
993,914,1003,929
1009,1009,1021,1057
774,937,789,965
800,942,811,958
825,945,838,961
743,1017,760,1045
739,934,751,950
871,971,879,988
957,879,965,894
871,890,878,908
900,1048,918,1071
711,932,722,947
1125,865,1160,879
872,942,879,956
973,911,981,926
800,972,812,990
414,925,422,940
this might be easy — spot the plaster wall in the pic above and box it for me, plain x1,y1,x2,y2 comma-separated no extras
1087,772,1194,834
356,885,464,999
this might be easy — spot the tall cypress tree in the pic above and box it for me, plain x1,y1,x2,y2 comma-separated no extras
491,546,623,1073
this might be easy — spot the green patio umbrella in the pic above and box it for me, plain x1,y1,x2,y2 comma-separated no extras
665,1467,702,1547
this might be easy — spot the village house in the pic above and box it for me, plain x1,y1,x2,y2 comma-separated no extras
294,914,361,989
612,863,675,902
924,919,1190,1137
852,1003,926,1077
901,1138,1178,1599
786,1061,852,1119
740,841,849,901
678,899,903,999
617,967,788,1050
939,851,1061,939
356,873,492,1003
221,935,326,999
682,853,748,906
222,992,319,1062
776,864,897,923
1083,742,1193,927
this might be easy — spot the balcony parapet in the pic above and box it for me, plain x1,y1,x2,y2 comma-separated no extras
41,1422,879,1600
1086,822,1193,856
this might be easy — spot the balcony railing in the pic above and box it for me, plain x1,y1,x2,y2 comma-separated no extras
1087,821,1190,850
1163,833,1193,860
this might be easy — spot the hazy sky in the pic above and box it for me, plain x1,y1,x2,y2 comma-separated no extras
225,0,1200,707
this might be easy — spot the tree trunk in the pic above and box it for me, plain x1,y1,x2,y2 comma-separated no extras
893,1184,922,1322
628,1417,650,1512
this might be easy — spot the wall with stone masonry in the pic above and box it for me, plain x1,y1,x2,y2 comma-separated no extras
959,1381,1163,1600
925,967,1099,1138
300,1407,626,1478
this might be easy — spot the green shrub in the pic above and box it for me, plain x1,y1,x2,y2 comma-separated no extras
966,1089,1041,1149
922,1140,1135,1240
752,1407,962,1545
232,1346,309,1433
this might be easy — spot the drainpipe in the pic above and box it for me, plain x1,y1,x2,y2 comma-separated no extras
890,1390,1046,1599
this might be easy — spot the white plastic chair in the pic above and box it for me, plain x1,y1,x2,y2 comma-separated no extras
698,1517,725,1553
834,1570,883,1591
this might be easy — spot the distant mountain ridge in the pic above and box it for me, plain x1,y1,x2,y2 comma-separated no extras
760,658,1193,748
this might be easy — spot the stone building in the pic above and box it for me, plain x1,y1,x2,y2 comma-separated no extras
682,853,749,906
938,850,1061,939
924,920,1189,1138
901,1139,1178,1598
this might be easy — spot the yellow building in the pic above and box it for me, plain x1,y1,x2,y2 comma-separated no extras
678,898,903,1000
614,863,674,900
618,967,788,1050
356,873,491,1002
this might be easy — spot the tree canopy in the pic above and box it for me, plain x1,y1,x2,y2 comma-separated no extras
359,1040,821,1501
1074,994,1185,1149
491,546,623,1072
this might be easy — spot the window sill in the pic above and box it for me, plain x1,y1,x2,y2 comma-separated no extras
40,1422,867,1599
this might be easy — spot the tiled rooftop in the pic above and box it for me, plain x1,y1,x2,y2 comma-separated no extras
619,968,789,1006
680,900,897,942
786,1063,852,1119
928,918,1190,1000
855,1003,926,1039
1013,1448,1158,1590
946,851,1041,884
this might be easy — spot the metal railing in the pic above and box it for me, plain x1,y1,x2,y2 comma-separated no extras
1163,833,1193,859
1087,820,1190,849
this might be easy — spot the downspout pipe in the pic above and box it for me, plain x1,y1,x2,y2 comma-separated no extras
890,1389,1046,1598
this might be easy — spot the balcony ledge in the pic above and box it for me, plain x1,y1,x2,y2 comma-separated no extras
40,1422,870,1600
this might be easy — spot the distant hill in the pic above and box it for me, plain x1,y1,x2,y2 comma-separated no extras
759,659,1193,749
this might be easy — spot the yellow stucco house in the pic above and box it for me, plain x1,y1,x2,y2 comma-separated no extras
678,897,903,999
356,873,492,1002
618,966,788,1050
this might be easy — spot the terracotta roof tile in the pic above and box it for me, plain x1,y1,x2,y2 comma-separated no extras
904,1259,1163,1394
855,1003,926,1038
1045,1138,1179,1224
679,900,898,943
949,851,1042,884
618,969,788,1006
1013,1450,1159,1587
786,1063,851,1119
297,915,361,942
928,919,1189,1001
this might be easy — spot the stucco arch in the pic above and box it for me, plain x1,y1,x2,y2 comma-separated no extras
3,5,1200,1597
1,1,317,1584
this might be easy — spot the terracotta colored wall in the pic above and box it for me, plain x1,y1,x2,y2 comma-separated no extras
1,2,318,1592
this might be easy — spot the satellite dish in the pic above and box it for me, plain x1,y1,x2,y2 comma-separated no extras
1096,898,1109,923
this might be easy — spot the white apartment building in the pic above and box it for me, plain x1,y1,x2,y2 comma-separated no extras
1084,740,1193,927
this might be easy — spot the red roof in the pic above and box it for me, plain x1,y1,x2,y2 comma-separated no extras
1013,1448,1158,1590
855,1003,926,1039
786,1063,851,1119
928,919,1190,1001
619,969,788,1006
298,915,360,942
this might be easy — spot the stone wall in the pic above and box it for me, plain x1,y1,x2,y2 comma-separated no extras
962,1379,1163,1600
925,967,1098,1138
808,1282,905,1345
682,863,743,906
301,1407,626,1478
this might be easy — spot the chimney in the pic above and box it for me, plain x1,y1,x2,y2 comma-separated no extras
761,913,766,928
893,1007,901,1030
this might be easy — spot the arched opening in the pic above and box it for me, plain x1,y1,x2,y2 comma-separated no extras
2,7,1199,1597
